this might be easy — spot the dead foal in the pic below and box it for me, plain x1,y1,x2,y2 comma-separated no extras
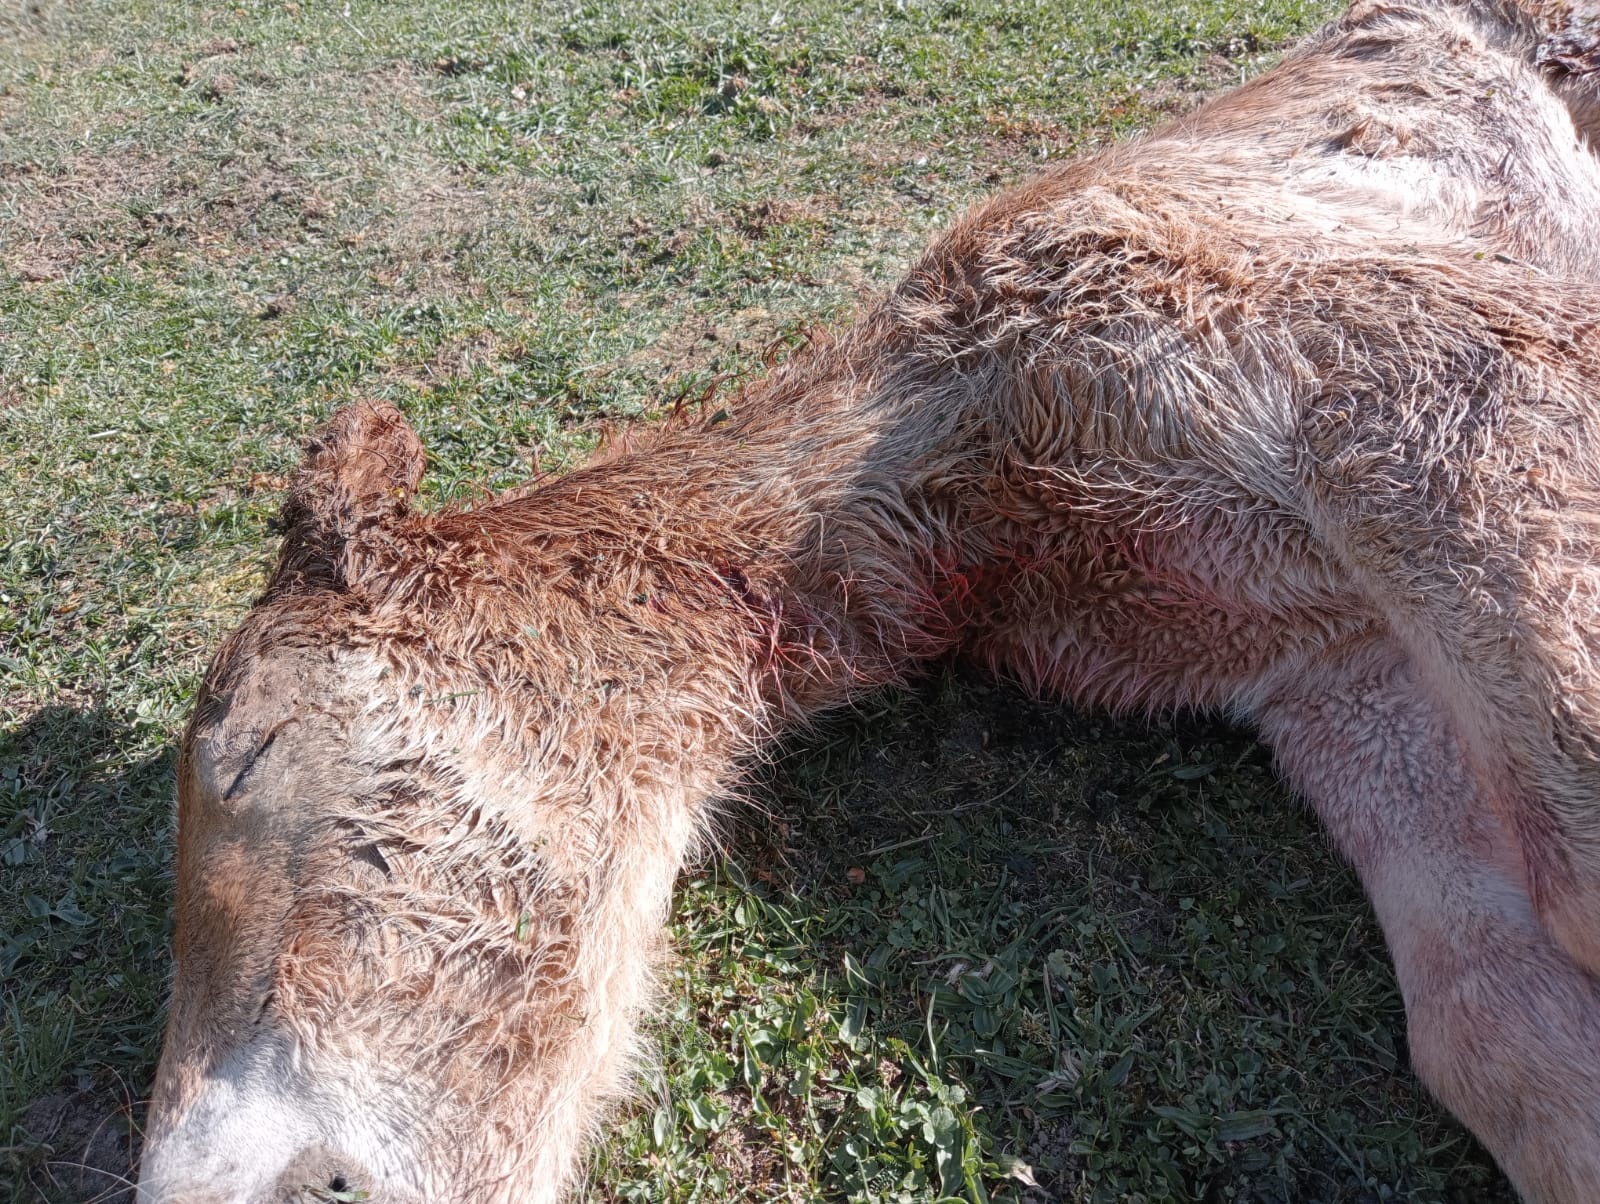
140,2,1600,1200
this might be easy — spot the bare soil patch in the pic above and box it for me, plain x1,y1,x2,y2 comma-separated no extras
9,1086,140,1203
0,147,328,277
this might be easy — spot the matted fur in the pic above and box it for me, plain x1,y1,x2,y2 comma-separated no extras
140,1,1600,1201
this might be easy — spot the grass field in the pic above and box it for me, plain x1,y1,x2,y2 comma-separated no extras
0,0,1519,1200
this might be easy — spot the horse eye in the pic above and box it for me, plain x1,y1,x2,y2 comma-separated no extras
222,719,295,801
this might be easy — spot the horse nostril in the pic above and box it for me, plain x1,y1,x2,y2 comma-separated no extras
321,1174,365,1201
275,1157,367,1202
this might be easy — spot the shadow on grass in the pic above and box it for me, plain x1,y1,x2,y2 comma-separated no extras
0,703,175,1204
654,667,1517,1204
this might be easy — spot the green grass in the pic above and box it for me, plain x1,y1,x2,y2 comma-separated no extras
0,0,1513,1200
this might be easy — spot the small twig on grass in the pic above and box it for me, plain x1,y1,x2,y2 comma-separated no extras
912,753,1044,816
861,830,938,857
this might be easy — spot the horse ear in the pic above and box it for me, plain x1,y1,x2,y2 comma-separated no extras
272,401,426,592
